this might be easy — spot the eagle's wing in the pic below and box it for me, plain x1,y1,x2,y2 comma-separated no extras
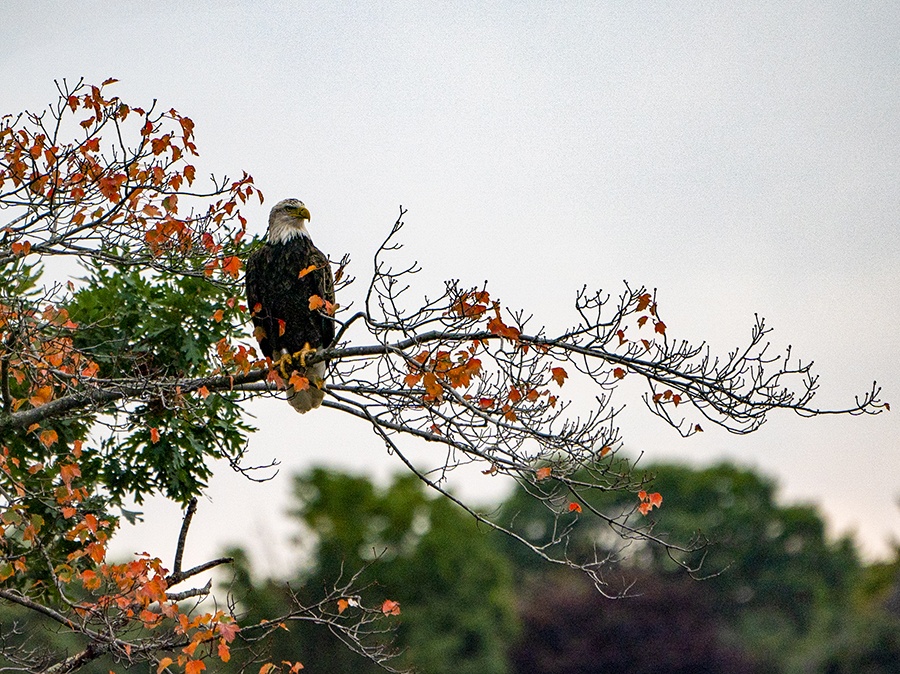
308,243,336,347
245,245,275,359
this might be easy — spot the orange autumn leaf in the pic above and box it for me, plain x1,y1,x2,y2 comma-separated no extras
157,657,174,674
10,241,32,257
636,293,652,311
277,318,286,337
298,264,317,278
381,599,401,616
654,320,667,335
536,466,552,481
59,463,81,487
140,609,162,627
86,541,105,563
221,256,241,278
288,372,310,391
217,621,240,642
197,385,210,399
39,429,59,448
308,294,325,311
337,598,349,614
568,502,582,513
83,514,99,533
599,445,611,458
450,290,491,317
637,315,649,328
508,386,522,403
404,373,422,388
185,659,206,674
613,367,626,379
487,316,520,340
422,372,442,398
213,309,224,323
81,360,100,378
218,641,231,663
550,367,568,387
479,397,494,409
80,569,101,590
150,427,160,444
29,386,53,407
637,490,663,515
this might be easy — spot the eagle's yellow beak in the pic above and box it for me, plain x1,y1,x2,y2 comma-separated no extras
297,205,311,221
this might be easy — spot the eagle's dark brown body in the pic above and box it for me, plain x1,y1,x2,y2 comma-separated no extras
245,235,335,359
245,198,335,413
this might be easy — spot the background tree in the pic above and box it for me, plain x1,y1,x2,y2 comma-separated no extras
0,80,888,672
223,469,517,674
509,570,760,674
497,461,865,671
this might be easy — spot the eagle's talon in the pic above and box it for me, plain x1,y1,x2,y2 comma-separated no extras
273,353,293,379
293,343,317,368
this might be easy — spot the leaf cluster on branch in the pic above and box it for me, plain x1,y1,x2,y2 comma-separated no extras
0,80,888,673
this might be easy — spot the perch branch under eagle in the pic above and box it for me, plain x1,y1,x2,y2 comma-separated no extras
245,198,335,413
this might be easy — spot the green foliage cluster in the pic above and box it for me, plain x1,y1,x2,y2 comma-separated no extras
1,249,254,512
0,244,255,607
65,258,253,503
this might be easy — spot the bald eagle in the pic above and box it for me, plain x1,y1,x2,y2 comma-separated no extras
245,198,335,413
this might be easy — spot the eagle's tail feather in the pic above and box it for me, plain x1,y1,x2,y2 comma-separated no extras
287,385,325,413
286,361,326,414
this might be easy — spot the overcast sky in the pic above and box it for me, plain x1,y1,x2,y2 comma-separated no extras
2,1,898,569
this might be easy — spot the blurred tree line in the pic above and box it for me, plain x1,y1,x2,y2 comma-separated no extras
3,460,898,673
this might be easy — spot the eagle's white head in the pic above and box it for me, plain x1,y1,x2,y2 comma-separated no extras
268,198,311,245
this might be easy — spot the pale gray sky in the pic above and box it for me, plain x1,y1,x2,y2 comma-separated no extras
2,1,898,569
